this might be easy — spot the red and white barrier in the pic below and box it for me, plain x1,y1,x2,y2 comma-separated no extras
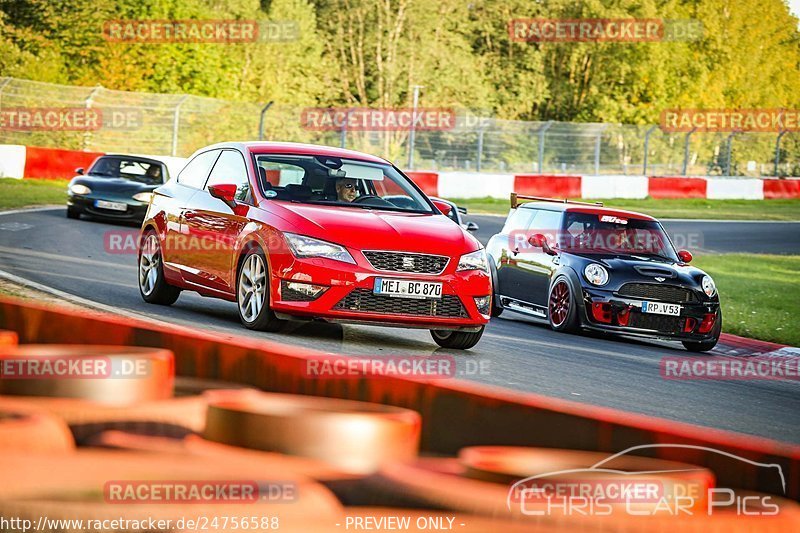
405,170,800,200
0,145,186,181
3,144,799,199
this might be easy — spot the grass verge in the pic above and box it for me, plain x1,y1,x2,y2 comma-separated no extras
0,178,68,210
449,196,800,221
692,254,799,346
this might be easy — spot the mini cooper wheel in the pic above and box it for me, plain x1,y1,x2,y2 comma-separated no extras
237,248,284,332
430,326,485,350
682,310,722,352
548,277,579,333
138,231,180,305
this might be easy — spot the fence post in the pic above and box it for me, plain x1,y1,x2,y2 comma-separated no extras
594,125,608,176
774,130,787,176
537,121,553,173
681,128,696,176
258,101,273,140
642,125,658,175
340,108,352,148
724,132,738,176
476,125,486,172
0,78,11,112
171,95,189,157
82,85,102,151
407,85,423,169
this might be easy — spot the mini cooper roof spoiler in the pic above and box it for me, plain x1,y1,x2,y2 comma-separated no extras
510,193,604,209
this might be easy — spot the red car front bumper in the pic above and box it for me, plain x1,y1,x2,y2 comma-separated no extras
269,254,491,331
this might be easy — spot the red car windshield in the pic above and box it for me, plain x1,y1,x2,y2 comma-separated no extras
560,211,679,262
254,154,433,213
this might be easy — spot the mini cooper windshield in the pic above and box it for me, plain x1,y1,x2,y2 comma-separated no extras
254,155,433,213
558,211,679,262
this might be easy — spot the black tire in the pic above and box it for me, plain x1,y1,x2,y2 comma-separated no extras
236,247,285,332
138,230,180,305
682,310,722,352
547,276,580,333
430,326,485,350
66,207,81,219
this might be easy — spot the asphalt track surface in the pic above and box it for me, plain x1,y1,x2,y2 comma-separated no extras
0,207,798,444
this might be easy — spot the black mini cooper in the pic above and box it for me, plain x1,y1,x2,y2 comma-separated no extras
486,194,721,351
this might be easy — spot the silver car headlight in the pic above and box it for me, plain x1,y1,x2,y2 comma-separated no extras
69,184,91,195
284,233,355,264
702,275,717,297
132,192,153,203
457,249,488,273
584,264,609,286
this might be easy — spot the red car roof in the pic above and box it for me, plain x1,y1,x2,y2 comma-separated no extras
243,142,389,164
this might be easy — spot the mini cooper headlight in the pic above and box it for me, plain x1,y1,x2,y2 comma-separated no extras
702,275,717,297
132,192,153,203
584,264,609,286
284,233,356,264
69,184,91,195
457,249,489,273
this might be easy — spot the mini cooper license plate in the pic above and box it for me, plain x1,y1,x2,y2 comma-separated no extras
641,301,681,316
374,278,442,299
95,200,127,211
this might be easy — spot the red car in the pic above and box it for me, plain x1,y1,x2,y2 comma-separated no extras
137,142,491,349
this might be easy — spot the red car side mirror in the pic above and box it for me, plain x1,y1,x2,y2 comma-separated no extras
431,199,452,217
208,183,238,210
678,250,693,263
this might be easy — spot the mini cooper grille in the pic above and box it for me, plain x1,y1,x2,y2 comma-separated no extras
629,313,684,333
334,289,467,318
280,280,322,302
618,283,698,303
363,251,449,275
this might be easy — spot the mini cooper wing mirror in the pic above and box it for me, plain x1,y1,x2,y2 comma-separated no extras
431,199,452,217
529,233,558,256
75,167,84,175
678,250,693,263
208,183,238,210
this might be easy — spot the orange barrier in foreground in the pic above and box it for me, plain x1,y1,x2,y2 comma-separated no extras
0,295,797,499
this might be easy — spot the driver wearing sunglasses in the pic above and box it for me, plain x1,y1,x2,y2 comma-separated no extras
335,177,359,202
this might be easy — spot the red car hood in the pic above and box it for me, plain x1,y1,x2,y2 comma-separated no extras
270,202,479,256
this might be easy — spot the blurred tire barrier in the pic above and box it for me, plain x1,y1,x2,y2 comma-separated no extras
0,395,207,444
1,296,798,500
0,329,17,347
0,409,74,453
204,390,421,475
0,450,344,532
0,345,174,404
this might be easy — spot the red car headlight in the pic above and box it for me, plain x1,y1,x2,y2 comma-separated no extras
284,233,356,265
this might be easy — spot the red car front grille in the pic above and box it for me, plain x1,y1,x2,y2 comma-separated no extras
334,289,467,318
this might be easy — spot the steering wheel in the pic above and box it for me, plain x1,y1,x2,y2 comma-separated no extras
351,195,395,208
